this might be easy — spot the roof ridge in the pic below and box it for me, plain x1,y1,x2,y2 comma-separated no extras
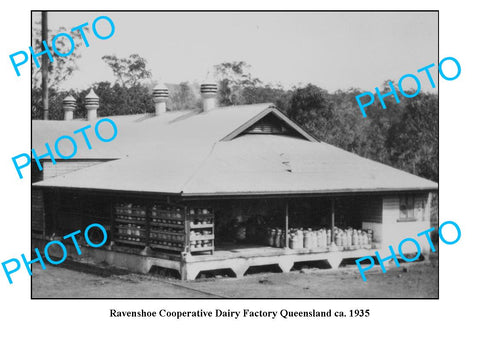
179,141,220,193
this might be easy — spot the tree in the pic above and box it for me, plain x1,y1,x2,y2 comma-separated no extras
287,84,336,142
169,82,200,110
102,54,152,87
214,61,260,106
242,84,291,112
386,93,439,181
329,88,369,153
31,18,90,89
356,81,406,164
32,87,71,120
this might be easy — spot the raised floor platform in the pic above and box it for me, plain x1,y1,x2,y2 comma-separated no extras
182,243,377,280
33,238,378,280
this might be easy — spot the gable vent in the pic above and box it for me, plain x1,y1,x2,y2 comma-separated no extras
242,114,296,136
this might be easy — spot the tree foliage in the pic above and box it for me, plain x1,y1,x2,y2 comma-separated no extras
214,61,261,106
102,54,152,87
169,82,201,110
387,93,438,181
32,81,154,120
31,23,90,89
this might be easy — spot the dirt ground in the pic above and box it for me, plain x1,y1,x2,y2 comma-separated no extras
32,254,438,298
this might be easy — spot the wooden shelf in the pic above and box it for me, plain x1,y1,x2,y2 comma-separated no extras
115,224,146,230
150,230,185,237
187,213,214,218
190,223,214,229
151,220,184,226
150,234,185,240
151,209,184,215
115,231,147,238
151,215,184,221
114,211,147,218
150,222,184,229
150,244,184,252
115,218,147,225
190,246,214,253
190,234,214,241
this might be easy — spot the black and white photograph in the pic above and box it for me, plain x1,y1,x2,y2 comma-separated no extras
2,2,479,339
30,11,439,298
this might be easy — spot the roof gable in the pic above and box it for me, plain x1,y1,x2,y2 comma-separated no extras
220,107,317,142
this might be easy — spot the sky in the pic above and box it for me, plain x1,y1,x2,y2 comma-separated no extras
32,11,438,92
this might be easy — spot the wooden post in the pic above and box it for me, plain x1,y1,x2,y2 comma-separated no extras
41,11,49,120
426,192,433,224
140,200,151,256
41,190,46,241
330,198,335,243
53,189,60,237
184,206,191,253
107,198,115,249
285,201,289,248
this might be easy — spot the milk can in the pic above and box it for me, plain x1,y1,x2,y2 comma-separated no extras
319,229,325,248
336,231,342,247
342,232,348,248
316,230,322,249
274,229,282,248
363,232,369,247
304,230,313,249
367,230,373,245
267,228,275,246
271,229,278,247
353,230,358,246
296,229,304,249
289,233,295,249
280,230,286,248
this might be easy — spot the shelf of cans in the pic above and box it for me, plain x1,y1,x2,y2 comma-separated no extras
151,204,184,219
114,203,148,246
149,226,185,251
266,226,374,251
151,203,185,227
187,208,214,228
187,208,213,216
189,230,214,251
187,208,214,252
115,203,147,218
113,203,215,254
116,224,147,244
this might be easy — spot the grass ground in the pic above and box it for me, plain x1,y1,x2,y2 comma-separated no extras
32,254,438,298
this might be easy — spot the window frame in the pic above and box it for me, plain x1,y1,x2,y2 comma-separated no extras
398,194,417,222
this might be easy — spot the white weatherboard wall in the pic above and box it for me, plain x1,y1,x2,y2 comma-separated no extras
382,194,432,254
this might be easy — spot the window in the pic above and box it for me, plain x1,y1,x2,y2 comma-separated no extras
399,195,416,221
398,194,427,222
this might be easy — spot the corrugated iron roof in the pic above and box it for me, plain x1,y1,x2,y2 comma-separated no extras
32,104,275,159
181,135,438,195
33,103,437,195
